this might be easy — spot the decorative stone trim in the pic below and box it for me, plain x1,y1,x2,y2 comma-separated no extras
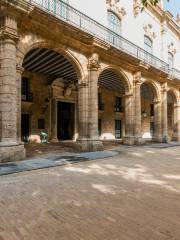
143,23,156,39
88,53,100,71
133,71,142,84
139,61,150,70
106,0,126,19
168,42,176,55
77,82,88,88
16,65,24,74
161,83,169,93
133,0,142,17
177,14,180,26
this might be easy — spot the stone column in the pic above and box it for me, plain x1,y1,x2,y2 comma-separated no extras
133,72,143,145
50,98,58,142
88,53,99,140
124,92,134,145
153,100,162,142
161,84,169,143
77,53,103,151
16,65,24,143
173,103,180,141
0,15,25,162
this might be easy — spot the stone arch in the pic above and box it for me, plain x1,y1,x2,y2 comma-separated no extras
167,88,179,105
97,66,132,141
16,38,84,82
107,9,123,22
99,65,132,94
167,88,179,141
140,80,161,141
141,79,161,102
17,38,87,143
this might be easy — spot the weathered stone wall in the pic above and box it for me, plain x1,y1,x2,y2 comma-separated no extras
98,87,125,140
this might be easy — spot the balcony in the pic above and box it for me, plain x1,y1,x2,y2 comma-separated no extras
16,0,179,80
169,68,180,80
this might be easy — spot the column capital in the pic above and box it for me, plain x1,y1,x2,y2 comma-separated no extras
77,82,88,89
174,104,180,108
0,14,18,42
161,83,169,93
16,65,24,74
154,99,161,104
133,71,142,85
125,90,133,97
0,30,19,42
88,53,100,71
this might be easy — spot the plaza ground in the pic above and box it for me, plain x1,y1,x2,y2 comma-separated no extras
0,145,180,240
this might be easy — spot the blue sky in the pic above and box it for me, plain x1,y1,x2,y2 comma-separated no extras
164,0,179,17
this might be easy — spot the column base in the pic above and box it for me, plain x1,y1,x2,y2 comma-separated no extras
0,143,25,163
162,135,170,143
152,135,163,143
134,137,145,145
123,136,145,145
50,138,59,143
76,139,104,152
123,136,136,145
172,135,180,142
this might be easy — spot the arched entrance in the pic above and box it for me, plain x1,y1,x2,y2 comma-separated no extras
21,47,80,143
140,82,160,142
98,68,129,141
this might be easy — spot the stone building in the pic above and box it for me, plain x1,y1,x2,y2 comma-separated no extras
0,0,180,162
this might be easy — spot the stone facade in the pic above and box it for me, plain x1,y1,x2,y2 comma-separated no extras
0,0,180,162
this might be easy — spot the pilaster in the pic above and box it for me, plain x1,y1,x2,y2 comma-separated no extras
123,91,134,145
77,81,89,140
16,65,24,143
161,83,169,143
50,98,58,142
153,100,162,142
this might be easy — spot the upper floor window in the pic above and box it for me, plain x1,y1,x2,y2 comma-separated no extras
98,93,104,111
168,52,174,69
144,35,153,54
21,77,33,102
114,96,122,112
108,11,121,35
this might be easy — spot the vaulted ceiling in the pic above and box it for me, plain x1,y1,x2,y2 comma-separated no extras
23,48,78,84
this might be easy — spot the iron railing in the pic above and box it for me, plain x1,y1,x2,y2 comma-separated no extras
28,0,180,80
170,68,180,80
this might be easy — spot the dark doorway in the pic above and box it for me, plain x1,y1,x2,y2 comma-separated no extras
57,102,75,140
115,120,121,139
21,114,30,142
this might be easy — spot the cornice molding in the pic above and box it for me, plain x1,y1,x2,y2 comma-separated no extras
106,0,127,19
146,4,180,37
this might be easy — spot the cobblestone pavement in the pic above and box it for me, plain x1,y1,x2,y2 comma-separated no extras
0,146,180,240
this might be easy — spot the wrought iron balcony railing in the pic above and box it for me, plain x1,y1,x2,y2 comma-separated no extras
169,68,180,80
27,0,180,80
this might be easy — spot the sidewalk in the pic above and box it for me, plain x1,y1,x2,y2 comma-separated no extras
0,150,118,176
144,141,180,148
